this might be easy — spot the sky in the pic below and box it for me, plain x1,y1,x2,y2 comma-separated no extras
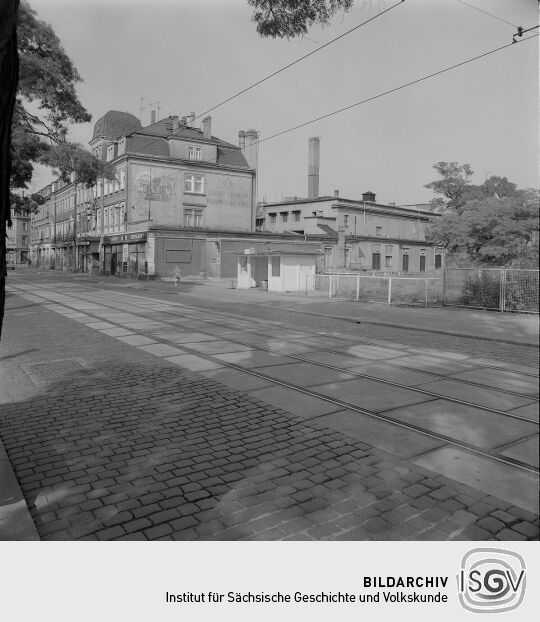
27,0,538,205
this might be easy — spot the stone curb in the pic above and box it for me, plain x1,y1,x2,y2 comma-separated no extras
0,440,40,541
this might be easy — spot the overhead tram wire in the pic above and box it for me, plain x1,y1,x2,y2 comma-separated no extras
255,33,539,146
131,0,406,157
193,0,406,121
118,32,538,195
456,0,518,29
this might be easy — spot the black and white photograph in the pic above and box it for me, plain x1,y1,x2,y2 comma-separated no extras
0,0,538,619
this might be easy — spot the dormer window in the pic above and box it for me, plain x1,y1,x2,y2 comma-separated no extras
117,137,126,156
188,145,202,160
106,144,115,161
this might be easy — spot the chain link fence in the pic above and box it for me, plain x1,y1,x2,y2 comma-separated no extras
312,274,442,307
443,268,539,313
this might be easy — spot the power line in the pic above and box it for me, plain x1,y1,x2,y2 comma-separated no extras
132,0,405,158
256,33,539,146
193,0,406,122
94,32,538,198
456,0,517,29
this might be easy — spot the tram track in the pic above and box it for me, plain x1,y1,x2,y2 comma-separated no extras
87,288,539,408
97,287,540,380
14,284,538,477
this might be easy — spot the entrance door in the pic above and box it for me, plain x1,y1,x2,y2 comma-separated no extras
372,252,381,270
252,255,268,286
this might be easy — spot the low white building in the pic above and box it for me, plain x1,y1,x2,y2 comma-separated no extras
236,243,319,293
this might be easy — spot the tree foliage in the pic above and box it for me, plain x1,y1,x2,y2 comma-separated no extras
424,161,474,213
248,0,353,38
429,188,539,268
10,1,113,215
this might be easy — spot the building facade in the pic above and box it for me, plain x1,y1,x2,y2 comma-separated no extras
30,110,259,278
257,191,442,274
6,209,30,265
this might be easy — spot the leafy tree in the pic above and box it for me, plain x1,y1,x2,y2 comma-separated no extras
248,0,354,37
1,0,112,337
429,190,539,268
424,161,474,213
12,1,114,205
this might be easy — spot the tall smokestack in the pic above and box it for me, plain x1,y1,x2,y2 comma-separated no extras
308,137,320,199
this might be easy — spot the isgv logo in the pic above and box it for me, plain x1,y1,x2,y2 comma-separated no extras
457,548,526,613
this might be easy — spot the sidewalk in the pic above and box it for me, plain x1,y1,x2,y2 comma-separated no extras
20,268,539,346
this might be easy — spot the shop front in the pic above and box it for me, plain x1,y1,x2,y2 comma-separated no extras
102,232,147,278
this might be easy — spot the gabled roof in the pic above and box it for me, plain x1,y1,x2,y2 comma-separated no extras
126,134,170,158
124,116,250,168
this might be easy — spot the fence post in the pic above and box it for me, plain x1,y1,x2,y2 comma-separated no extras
500,268,506,312
329,274,333,299
387,277,392,306
442,269,446,306
356,275,360,301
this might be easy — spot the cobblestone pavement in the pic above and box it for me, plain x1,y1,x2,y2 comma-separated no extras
2,360,538,542
1,276,538,541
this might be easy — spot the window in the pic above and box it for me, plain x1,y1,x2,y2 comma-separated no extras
385,256,392,267
402,248,409,273
420,255,426,272
106,144,115,162
184,174,205,194
120,170,126,190
376,226,382,236
435,254,442,269
292,211,301,222
271,256,280,277
184,208,203,227
22,235,28,246
372,252,381,270
269,213,276,223
344,214,349,226
188,146,202,160
22,221,28,231
280,212,288,222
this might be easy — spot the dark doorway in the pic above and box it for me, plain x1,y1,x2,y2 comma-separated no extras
372,252,381,270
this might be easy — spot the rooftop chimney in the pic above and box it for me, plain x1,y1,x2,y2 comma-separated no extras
334,189,339,198
202,116,212,140
308,137,320,199
362,191,376,203
171,115,179,131
189,111,196,124
150,110,156,125
238,130,246,150
242,129,258,171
